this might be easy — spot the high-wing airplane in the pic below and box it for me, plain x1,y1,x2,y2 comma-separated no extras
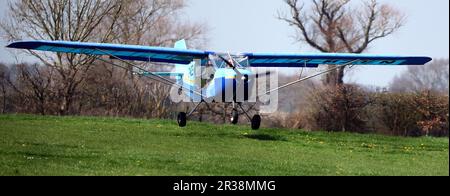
6,40,432,130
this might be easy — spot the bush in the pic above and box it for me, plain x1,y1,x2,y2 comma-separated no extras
303,84,372,133
370,91,448,137
413,91,449,137
370,92,422,136
290,85,449,137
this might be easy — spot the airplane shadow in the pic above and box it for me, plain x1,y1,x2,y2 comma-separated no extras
244,133,287,142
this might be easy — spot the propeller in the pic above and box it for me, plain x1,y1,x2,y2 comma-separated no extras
215,54,271,81
218,53,250,81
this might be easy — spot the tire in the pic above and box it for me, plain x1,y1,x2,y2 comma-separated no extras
251,115,261,130
177,112,187,127
230,109,239,125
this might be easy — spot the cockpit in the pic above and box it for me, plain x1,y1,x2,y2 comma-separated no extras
208,54,250,69
197,54,250,88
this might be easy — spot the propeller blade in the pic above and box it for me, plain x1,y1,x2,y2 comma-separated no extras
218,55,235,68
217,54,245,80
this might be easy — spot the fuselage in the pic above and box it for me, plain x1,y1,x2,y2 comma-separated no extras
207,68,254,102
180,67,254,103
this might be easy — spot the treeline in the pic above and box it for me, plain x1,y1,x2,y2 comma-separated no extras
301,85,448,137
269,60,449,137
0,0,448,137
0,0,206,118
2,61,448,137
0,62,179,118
0,61,252,124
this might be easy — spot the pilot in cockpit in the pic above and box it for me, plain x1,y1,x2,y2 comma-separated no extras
201,60,216,88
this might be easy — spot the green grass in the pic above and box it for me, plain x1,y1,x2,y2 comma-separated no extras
0,114,448,176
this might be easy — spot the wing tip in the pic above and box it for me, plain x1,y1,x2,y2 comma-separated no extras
6,41,32,49
5,42,19,48
412,56,433,65
424,57,433,64
6,40,47,49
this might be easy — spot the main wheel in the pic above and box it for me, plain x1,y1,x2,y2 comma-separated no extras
230,109,239,125
177,112,187,127
251,115,261,130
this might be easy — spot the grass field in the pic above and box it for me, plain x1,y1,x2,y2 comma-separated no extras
0,114,448,176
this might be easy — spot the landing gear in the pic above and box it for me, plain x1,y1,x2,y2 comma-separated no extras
177,112,187,127
236,103,262,130
177,102,262,130
230,109,239,125
251,115,261,130
177,102,204,128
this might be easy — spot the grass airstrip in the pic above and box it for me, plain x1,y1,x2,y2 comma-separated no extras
0,115,448,176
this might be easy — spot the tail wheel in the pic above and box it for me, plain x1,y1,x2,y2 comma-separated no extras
230,109,239,125
251,115,261,130
177,112,187,127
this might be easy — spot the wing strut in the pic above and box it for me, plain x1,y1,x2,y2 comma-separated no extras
95,57,175,87
259,60,359,97
92,49,204,97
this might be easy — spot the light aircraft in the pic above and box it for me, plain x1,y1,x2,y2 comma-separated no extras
6,40,432,130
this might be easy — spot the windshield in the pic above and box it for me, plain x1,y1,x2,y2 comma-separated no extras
208,54,249,69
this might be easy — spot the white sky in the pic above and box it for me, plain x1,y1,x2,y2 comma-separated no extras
1,0,449,87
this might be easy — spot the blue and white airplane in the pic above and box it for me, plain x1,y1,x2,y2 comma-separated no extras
6,40,432,130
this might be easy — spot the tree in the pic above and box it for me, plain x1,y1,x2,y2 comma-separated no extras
114,0,206,48
1,0,207,117
278,0,405,85
1,0,124,115
15,64,55,115
306,84,372,132
414,91,449,137
390,59,449,94
108,0,207,118
0,64,9,113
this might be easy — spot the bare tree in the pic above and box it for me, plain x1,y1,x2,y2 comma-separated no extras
1,0,124,115
390,59,449,94
114,0,206,48
13,64,55,115
278,0,405,85
0,0,207,119
0,64,9,113
105,0,207,118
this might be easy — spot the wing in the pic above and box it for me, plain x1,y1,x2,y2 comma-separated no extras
7,40,212,64
242,53,432,67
